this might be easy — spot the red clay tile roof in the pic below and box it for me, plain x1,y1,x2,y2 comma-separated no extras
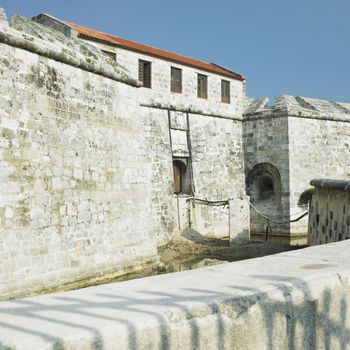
67,21,244,81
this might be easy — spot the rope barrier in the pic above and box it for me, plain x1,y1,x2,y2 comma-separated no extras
186,197,229,207
249,202,308,225
186,198,309,221
249,202,309,241
185,197,309,241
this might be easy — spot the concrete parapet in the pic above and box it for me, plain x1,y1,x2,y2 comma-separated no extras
310,178,350,192
1,241,350,349
309,177,350,246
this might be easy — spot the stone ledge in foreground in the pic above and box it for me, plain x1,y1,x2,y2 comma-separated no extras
0,240,350,349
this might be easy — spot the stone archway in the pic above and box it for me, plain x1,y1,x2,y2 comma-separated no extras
246,163,287,241
246,163,282,204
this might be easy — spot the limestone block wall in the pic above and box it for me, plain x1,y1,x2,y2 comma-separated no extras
0,21,158,299
140,106,178,245
140,106,247,242
79,39,245,118
36,14,249,242
243,111,291,241
244,96,350,244
308,179,350,246
0,13,250,301
190,114,246,238
288,117,350,238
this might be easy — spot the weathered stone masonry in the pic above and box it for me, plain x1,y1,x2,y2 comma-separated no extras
308,178,350,246
1,7,350,300
72,15,248,243
244,96,350,244
0,13,158,299
0,10,249,299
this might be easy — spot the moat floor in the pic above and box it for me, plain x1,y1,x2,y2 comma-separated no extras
158,234,302,273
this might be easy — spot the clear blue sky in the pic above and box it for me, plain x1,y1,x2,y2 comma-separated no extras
2,0,350,104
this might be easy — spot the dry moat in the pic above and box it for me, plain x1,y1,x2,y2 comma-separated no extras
36,230,303,298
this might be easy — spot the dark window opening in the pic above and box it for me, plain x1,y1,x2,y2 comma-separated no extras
171,67,182,93
173,159,191,194
102,50,117,61
221,80,230,103
173,161,182,193
258,176,274,200
197,74,207,99
138,59,152,88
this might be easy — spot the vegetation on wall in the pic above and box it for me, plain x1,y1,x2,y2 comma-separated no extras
297,188,315,209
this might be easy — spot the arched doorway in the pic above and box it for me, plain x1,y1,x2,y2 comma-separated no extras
247,163,282,204
246,162,285,241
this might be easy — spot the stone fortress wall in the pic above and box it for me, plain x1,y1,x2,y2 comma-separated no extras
141,106,247,245
0,7,349,300
87,38,245,118
308,178,350,246
244,98,291,242
69,18,248,243
64,15,249,244
244,96,350,244
0,10,249,299
0,12,160,300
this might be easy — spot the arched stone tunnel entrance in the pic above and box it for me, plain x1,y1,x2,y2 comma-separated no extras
247,163,281,204
246,163,288,241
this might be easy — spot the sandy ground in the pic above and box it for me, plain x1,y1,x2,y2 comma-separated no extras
158,229,303,272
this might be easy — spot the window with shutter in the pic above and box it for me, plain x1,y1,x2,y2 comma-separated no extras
173,161,182,193
172,159,191,194
138,60,152,88
221,80,230,103
197,74,207,99
171,67,182,93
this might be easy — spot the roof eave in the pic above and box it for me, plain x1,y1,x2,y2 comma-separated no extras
78,33,245,82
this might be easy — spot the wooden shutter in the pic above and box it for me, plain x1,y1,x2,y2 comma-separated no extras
138,60,144,84
138,60,152,88
221,80,230,103
143,61,151,88
171,67,182,93
197,74,207,99
173,162,182,193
